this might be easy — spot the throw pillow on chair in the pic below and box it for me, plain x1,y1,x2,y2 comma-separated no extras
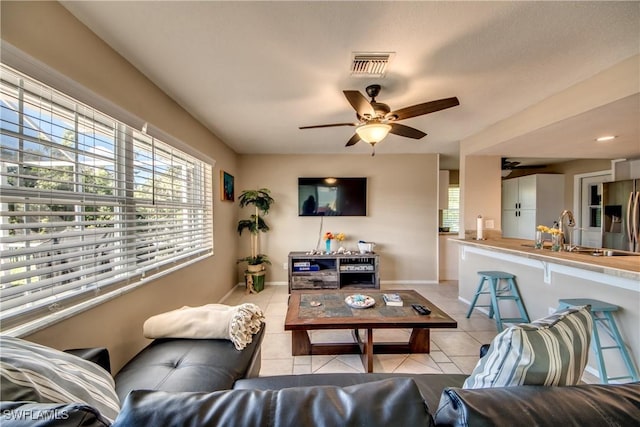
463,305,593,388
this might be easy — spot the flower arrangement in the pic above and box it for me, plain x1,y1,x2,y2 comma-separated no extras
536,225,562,235
323,232,345,252
536,225,562,251
324,232,346,241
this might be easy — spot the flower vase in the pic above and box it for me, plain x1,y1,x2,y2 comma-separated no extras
534,230,543,249
325,239,332,253
551,233,562,252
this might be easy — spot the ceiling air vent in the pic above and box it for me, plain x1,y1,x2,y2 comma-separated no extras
350,52,394,77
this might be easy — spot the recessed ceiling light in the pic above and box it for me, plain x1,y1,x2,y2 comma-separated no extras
596,135,616,142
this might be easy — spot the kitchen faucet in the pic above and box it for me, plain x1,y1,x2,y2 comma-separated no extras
557,210,576,250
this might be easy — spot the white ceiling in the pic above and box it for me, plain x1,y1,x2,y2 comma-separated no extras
60,1,640,169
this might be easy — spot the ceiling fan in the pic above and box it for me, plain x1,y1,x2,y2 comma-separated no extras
501,158,548,177
299,84,459,155
501,158,548,170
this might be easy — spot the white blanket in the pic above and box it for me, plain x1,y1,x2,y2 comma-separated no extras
143,303,264,350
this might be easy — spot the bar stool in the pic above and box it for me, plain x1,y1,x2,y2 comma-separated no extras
558,298,639,384
466,271,530,332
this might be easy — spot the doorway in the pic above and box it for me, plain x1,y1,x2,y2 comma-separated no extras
573,170,612,248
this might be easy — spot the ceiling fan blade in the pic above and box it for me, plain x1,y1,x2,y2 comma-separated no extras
502,158,547,170
299,122,357,129
345,133,361,147
390,97,460,121
389,123,427,139
514,164,547,169
343,90,375,117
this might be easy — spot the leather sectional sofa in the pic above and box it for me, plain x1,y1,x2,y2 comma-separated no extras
2,325,640,427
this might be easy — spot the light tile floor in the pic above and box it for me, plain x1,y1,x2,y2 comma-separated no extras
223,281,499,376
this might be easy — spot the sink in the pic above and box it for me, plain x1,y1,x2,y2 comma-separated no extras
596,250,639,257
521,244,639,256
520,243,551,249
563,248,639,257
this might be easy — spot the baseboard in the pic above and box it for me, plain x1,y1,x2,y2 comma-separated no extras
458,295,491,316
235,281,438,287
220,286,240,303
234,281,288,288
382,280,439,285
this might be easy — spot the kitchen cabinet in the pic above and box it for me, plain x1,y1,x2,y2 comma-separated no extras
502,174,564,239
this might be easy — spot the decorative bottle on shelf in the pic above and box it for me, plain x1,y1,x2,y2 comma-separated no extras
325,239,331,253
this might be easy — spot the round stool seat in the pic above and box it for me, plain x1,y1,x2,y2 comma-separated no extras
477,271,515,279
558,298,619,312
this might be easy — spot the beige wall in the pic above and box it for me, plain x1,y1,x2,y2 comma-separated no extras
461,158,614,240
237,154,440,284
3,1,621,374
1,2,443,372
1,1,239,371
547,159,613,209
506,159,613,211
459,155,502,238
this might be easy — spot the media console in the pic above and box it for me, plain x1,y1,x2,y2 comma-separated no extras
288,251,380,292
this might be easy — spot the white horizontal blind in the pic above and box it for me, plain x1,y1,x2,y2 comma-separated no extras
0,65,213,326
442,186,460,232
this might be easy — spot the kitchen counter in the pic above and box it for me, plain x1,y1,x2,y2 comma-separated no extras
452,238,640,285
453,237,640,379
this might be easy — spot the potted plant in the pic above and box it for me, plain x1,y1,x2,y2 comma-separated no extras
237,188,274,291
237,254,272,273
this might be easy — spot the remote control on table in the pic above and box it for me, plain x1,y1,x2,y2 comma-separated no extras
411,304,431,315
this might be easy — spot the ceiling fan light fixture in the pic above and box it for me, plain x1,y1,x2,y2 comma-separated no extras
356,123,391,144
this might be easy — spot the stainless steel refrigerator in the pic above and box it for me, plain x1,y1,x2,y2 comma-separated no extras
602,179,640,252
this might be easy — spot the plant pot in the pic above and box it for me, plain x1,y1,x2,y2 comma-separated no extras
247,263,264,273
244,270,265,293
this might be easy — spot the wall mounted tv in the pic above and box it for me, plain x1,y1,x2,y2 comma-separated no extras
298,177,367,216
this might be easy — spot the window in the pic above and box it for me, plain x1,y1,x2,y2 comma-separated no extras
0,65,213,328
442,186,460,232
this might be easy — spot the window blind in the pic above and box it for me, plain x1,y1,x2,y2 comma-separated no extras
0,65,213,327
442,186,460,232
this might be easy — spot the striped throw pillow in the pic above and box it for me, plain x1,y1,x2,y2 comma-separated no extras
463,305,593,388
0,336,120,423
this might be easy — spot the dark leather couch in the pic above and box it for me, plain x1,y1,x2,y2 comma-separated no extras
109,333,639,427
113,334,263,401
232,373,640,427
4,326,640,427
234,372,468,413
0,327,264,427
109,335,640,427
111,323,265,401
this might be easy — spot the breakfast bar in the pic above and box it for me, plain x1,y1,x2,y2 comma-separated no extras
453,237,640,381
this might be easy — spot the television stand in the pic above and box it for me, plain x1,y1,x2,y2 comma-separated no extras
288,251,380,292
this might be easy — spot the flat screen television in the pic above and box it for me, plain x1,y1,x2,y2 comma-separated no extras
298,177,367,216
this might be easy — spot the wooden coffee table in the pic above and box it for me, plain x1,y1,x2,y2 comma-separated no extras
284,290,457,372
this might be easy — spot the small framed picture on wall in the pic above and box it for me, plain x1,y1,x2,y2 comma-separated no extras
221,170,234,201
